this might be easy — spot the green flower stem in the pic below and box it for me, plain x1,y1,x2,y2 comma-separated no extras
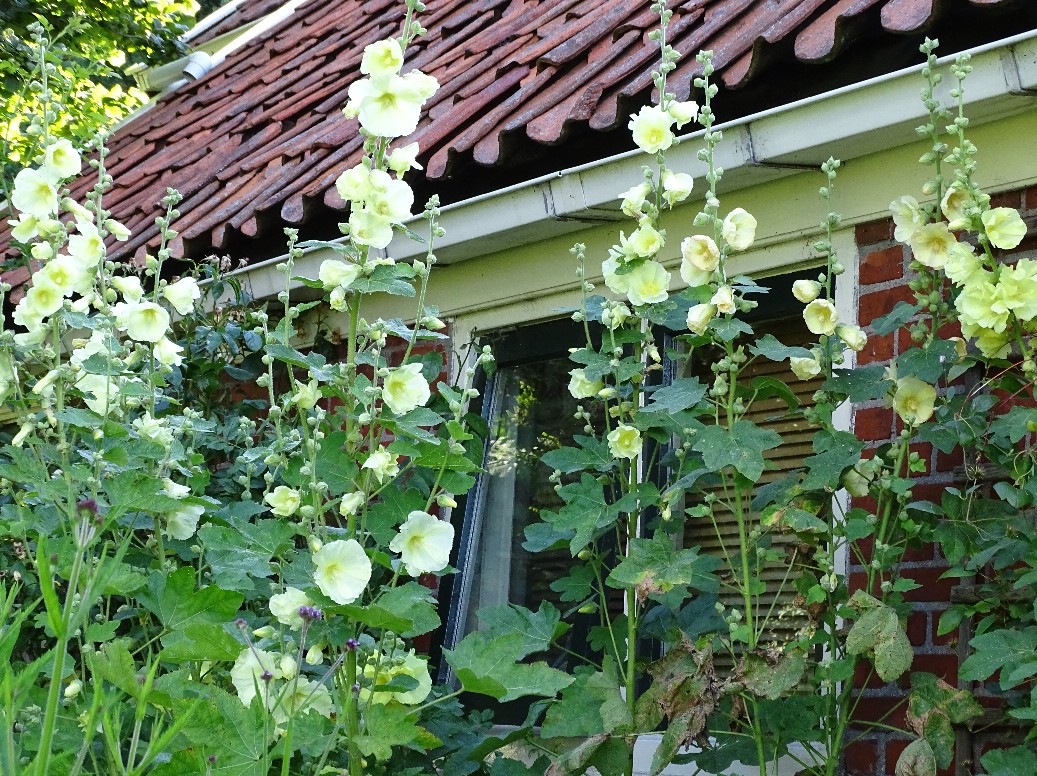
345,646,362,776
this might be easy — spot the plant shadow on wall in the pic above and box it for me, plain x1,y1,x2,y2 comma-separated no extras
1,1,1036,776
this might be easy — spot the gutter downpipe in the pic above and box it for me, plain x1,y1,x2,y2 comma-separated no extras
212,29,1037,301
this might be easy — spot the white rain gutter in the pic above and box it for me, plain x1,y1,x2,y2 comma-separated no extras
220,29,1037,301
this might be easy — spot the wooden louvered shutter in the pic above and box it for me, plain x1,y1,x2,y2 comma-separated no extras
681,315,819,658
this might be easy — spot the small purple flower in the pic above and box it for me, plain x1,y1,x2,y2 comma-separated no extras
77,499,98,515
345,638,359,651
298,605,324,622
261,671,274,681
234,618,248,630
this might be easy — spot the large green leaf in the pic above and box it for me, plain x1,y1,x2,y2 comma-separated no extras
541,659,629,738
906,673,982,769
340,581,440,637
801,428,864,491
355,702,422,761
163,687,270,776
845,591,913,683
960,627,1037,688
642,378,707,414
477,602,567,655
692,420,781,482
444,631,574,702
137,567,243,639
607,533,720,600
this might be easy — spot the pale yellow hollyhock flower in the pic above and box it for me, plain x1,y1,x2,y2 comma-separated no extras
568,368,603,399
994,258,1037,323
956,272,1007,333
382,363,430,415
790,356,822,381
686,303,715,335
269,587,312,629
618,183,649,218
940,182,970,229
339,491,365,516
680,235,719,288
68,222,106,265
30,241,53,262
44,138,82,178
362,650,432,705
10,215,39,242
710,285,736,315
909,222,956,269
14,277,64,327
38,254,92,297
404,71,439,100
271,677,333,723
360,38,404,76
293,379,321,410
982,207,1027,250
134,413,173,446
627,223,664,257
661,170,693,206
625,260,670,306
348,209,394,249
943,242,982,286
892,377,937,426
76,372,120,416
602,256,630,295
388,142,422,175
231,648,282,707
62,198,94,225
11,167,59,218
265,486,302,517
112,275,145,302
154,337,184,367
0,352,15,405
335,165,372,203
667,100,698,128
792,279,822,304
305,644,325,665
318,259,360,291
348,72,432,138
114,301,170,342
367,178,413,224
389,510,454,576
104,218,131,241
313,539,372,604
841,468,871,498
628,105,674,154
608,424,642,460
966,324,1012,359
162,277,201,316
836,324,867,352
721,208,757,251
363,447,399,484
803,299,839,336
889,195,924,242
163,503,204,541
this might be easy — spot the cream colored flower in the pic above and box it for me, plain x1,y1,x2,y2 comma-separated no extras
909,222,956,269
348,209,394,249
271,677,333,723
162,277,201,316
363,447,399,484
601,256,630,295
112,275,144,302
956,272,1007,333
269,587,312,629
231,648,282,707
994,258,1037,323
661,171,693,206
982,207,1027,250
803,299,838,336
37,254,92,297
360,38,404,76
339,491,365,516
680,235,719,288
890,195,924,242
943,242,982,286
382,363,430,415
11,167,59,218
389,510,454,576
104,219,131,241
710,285,736,315
44,139,82,178
388,142,422,175
13,277,63,328
792,279,822,304
293,379,321,410
76,373,120,416
568,368,603,399
790,356,822,381
686,303,715,335
618,183,649,218
836,324,867,352
164,503,204,541
367,179,413,225
133,412,173,446
67,222,106,266
966,324,1012,359
348,72,432,138
940,182,970,229
362,650,431,705
607,424,641,460
313,539,372,604
625,260,670,306
892,377,937,426
305,644,325,665
628,105,674,154
154,337,184,367
335,165,372,203
114,301,170,342
627,223,664,257
318,259,360,291
667,100,698,128
10,215,39,242
265,486,302,517
721,208,757,251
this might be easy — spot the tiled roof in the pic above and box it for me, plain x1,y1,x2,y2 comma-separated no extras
3,0,1031,267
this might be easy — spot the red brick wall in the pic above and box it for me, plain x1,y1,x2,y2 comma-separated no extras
844,184,1037,775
